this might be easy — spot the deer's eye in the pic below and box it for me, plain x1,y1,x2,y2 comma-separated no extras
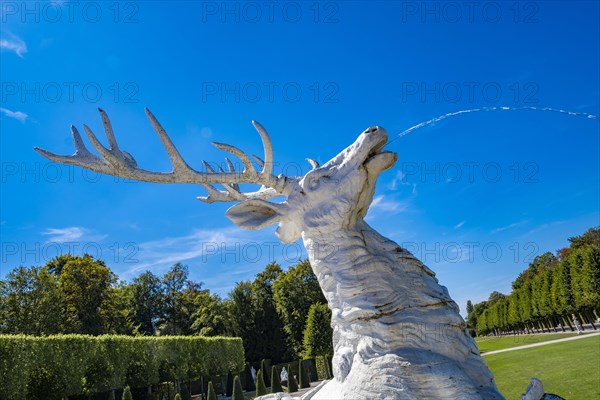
306,171,333,190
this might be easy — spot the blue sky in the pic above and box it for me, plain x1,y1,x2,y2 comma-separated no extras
1,1,598,315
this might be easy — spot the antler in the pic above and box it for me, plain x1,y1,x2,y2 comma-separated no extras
34,108,289,203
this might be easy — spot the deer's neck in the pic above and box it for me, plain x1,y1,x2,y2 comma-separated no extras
303,221,451,313
302,219,458,327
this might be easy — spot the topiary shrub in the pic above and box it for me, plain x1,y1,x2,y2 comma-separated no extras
207,381,217,400
270,365,283,393
299,360,310,389
226,370,234,396
315,356,331,380
286,364,298,393
255,369,267,396
122,386,133,400
232,375,244,400
244,363,256,391
260,359,271,387
174,394,181,400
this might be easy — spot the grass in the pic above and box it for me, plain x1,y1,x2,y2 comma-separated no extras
475,332,579,353
484,334,600,399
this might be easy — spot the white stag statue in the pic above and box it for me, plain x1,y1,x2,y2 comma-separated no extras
36,108,504,399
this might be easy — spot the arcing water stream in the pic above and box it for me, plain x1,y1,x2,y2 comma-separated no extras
387,106,598,146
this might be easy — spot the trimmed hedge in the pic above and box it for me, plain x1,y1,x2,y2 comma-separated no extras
299,360,310,389
315,355,333,380
270,365,283,393
232,375,244,400
255,369,267,396
286,364,298,393
0,334,244,400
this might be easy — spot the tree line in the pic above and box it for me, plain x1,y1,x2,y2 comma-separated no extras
466,227,600,336
0,256,332,364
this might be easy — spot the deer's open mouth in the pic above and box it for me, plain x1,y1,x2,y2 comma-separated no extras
365,136,391,162
364,138,397,170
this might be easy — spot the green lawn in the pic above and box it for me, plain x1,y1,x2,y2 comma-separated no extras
476,332,579,353
484,335,600,399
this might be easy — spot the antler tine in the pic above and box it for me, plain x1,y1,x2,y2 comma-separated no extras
252,121,273,177
71,126,92,156
197,185,279,203
200,160,242,199
225,158,237,173
252,155,265,169
82,124,118,163
35,125,107,171
145,108,195,175
211,142,256,176
98,108,119,151
219,162,240,191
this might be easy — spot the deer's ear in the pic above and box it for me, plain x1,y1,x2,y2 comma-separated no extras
226,200,283,230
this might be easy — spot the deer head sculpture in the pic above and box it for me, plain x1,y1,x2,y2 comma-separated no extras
36,108,504,399
36,108,396,243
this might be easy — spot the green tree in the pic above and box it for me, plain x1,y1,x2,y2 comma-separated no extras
129,271,164,335
273,259,326,356
0,266,63,334
568,227,600,249
551,258,574,317
466,300,473,315
158,263,192,335
58,255,115,334
302,303,333,358
101,282,136,334
228,281,259,360
46,253,78,276
513,252,557,290
190,291,228,336
228,263,287,362
253,263,287,362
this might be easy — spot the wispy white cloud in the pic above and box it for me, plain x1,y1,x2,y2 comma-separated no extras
525,220,567,236
388,171,417,195
42,227,86,242
369,195,411,214
490,220,530,235
454,220,466,229
125,226,299,280
41,226,107,243
0,107,28,123
1,31,27,58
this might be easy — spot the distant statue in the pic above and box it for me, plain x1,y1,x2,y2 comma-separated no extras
522,378,566,400
572,314,583,334
280,367,288,386
251,366,257,383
